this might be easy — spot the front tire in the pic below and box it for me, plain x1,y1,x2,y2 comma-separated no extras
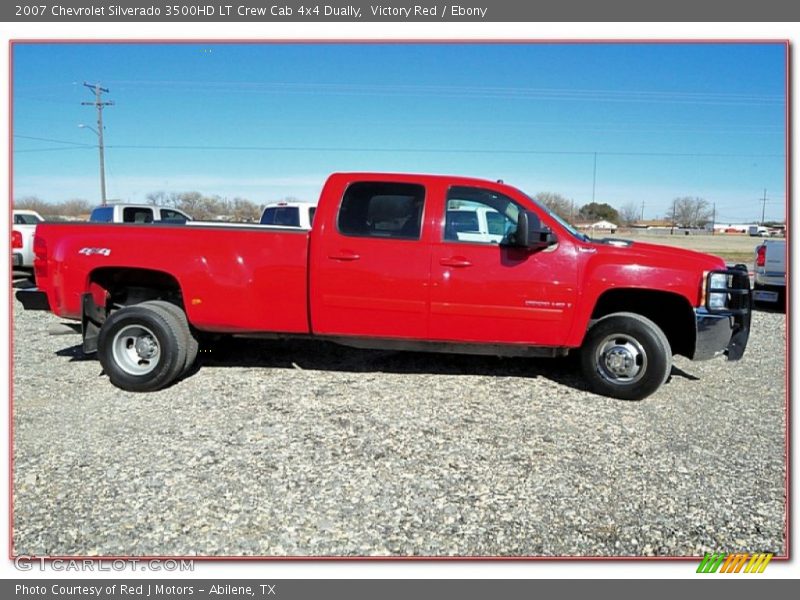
98,304,188,392
580,312,672,400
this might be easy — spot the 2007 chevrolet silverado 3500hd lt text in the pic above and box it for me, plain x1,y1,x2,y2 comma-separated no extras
16,173,752,400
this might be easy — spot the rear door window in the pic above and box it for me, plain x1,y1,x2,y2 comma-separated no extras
89,206,114,223
160,208,189,222
123,207,154,223
14,213,43,225
261,207,300,227
337,182,425,240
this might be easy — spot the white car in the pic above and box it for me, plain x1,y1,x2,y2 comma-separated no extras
753,239,786,304
259,201,317,229
89,204,192,224
12,209,44,271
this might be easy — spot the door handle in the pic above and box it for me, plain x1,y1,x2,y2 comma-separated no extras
439,256,472,268
329,251,360,261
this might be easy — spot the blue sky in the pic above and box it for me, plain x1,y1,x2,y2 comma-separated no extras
12,42,786,222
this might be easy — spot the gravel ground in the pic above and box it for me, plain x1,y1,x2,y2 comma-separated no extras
12,299,786,557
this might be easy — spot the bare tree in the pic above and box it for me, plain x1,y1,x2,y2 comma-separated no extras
149,190,183,208
13,196,53,216
144,191,265,222
59,199,93,217
535,192,574,222
618,202,640,226
669,196,712,228
230,198,261,222
146,191,166,206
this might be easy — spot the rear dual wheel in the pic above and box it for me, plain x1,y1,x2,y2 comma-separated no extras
98,301,198,392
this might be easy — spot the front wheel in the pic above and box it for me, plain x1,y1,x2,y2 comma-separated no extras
580,312,672,401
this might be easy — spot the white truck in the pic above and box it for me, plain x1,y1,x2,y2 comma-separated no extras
89,204,192,224
259,201,317,229
445,205,512,243
12,209,44,271
753,239,786,305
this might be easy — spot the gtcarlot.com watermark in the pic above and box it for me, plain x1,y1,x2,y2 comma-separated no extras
14,556,194,572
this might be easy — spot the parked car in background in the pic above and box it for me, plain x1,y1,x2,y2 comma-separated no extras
89,204,192,224
12,209,44,272
259,201,317,229
445,205,510,244
753,239,786,305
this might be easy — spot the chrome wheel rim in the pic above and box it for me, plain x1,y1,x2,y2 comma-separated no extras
111,324,161,376
594,334,647,385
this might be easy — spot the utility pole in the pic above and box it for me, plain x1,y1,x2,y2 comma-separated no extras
591,152,597,204
640,201,645,222
81,82,113,206
711,202,716,236
670,199,676,235
760,189,767,225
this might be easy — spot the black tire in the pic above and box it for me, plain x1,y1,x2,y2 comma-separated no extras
580,312,672,401
141,300,199,375
98,304,188,392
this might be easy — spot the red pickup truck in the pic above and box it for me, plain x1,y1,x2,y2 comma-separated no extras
16,173,752,400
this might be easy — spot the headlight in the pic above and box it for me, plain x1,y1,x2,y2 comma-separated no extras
708,292,727,309
707,273,729,309
709,273,728,290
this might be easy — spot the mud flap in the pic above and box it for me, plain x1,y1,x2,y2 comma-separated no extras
81,293,107,354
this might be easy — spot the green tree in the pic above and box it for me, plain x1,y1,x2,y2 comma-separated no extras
579,202,619,224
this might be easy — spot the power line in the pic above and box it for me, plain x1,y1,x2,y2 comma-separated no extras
14,146,94,153
95,143,784,159
104,79,785,106
14,132,785,159
14,134,93,147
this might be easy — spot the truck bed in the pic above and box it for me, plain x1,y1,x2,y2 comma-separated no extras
35,222,311,334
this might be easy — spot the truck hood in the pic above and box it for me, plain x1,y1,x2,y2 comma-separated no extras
587,238,727,271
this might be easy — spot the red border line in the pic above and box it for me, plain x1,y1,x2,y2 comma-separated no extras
7,38,792,564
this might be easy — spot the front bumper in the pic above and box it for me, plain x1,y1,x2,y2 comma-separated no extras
15,288,51,311
693,267,752,361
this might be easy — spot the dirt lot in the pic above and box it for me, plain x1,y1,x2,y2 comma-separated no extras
11,299,786,558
